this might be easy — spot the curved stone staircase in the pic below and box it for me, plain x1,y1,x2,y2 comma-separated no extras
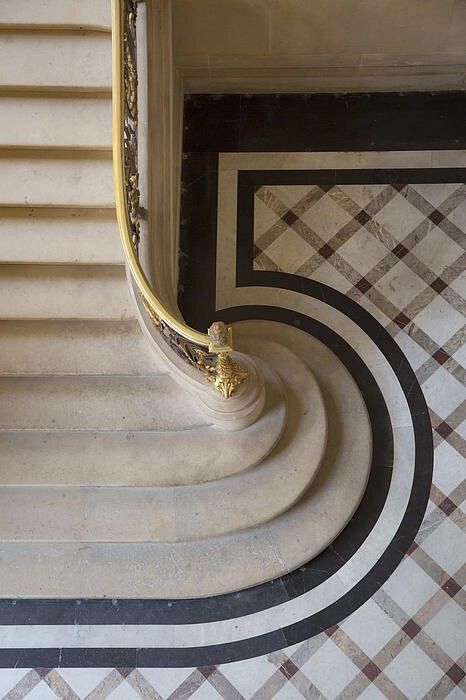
0,0,371,598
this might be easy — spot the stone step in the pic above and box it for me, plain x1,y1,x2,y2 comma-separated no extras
0,342,324,542
0,0,111,30
0,374,209,432
0,323,372,597
0,97,111,148
0,320,165,375
0,156,113,207
0,208,122,264
0,32,111,89
0,353,286,488
0,264,134,319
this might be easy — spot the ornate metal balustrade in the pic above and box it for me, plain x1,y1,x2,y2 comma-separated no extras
111,0,248,398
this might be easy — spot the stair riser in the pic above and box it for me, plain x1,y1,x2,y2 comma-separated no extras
0,265,134,319
0,158,113,207
0,362,285,486
0,97,111,148
0,324,372,597
0,212,122,264
0,321,165,375
0,344,325,542
0,376,208,431
0,417,282,486
0,0,111,30
0,33,111,88
0,488,178,542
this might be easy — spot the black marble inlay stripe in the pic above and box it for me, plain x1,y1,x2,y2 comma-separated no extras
0,94,448,666
0,291,432,667
0,308,392,629
0,174,435,643
184,92,466,153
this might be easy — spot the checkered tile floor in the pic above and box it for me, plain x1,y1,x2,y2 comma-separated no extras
1,181,465,699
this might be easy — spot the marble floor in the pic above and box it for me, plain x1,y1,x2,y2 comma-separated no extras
1,93,465,699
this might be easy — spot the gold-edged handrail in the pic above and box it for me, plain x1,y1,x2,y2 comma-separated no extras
111,0,247,398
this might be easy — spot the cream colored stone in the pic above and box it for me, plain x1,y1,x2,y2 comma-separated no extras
174,0,457,58
177,51,362,71
0,158,113,207
0,0,379,596
0,33,111,88
0,397,283,487
0,334,286,487
219,150,465,172
146,0,185,311
0,97,111,148
173,341,327,540
360,51,466,67
0,320,164,375
0,539,283,598
0,209,122,264
183,68,466,94
0,265,134,319
172,0,270,58
0,322,371,597
0,374,207,431
432,150,466,167
0,487,178,542
0,0,111,29
175,0,465,93
0,337,320,543
0,341,322,542
268,0,456,55
134,283,268,432
236,321,371,573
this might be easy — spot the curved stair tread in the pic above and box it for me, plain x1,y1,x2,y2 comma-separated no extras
0,323,371,597
173,344,327,541
0,373,211,432
0,365,286,486
0,341,325,542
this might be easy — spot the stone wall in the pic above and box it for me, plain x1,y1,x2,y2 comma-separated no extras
172,0,466,92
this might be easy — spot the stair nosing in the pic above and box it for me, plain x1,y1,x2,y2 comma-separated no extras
0,87,112,98
0,425,211,435
0,318,141,325
0,373,170,380
0,146,112,159
0,260,125,267
0,24,111,35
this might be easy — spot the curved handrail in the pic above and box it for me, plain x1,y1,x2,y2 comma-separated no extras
112,0,208,346
111,0,248,398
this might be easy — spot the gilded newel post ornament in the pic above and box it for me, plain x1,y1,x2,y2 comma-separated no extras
208,322,249,399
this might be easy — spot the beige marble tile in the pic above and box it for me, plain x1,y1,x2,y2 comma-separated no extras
219,151,455,172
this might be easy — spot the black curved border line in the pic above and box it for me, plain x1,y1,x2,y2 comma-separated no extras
2,93,453,664
0,312,391,625
0,301,432,668
1,189,435,669
0,300,430,667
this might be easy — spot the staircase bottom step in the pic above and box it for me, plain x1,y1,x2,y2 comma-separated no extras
0,323,372,598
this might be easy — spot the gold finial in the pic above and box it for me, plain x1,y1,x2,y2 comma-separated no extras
208,323,248,398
